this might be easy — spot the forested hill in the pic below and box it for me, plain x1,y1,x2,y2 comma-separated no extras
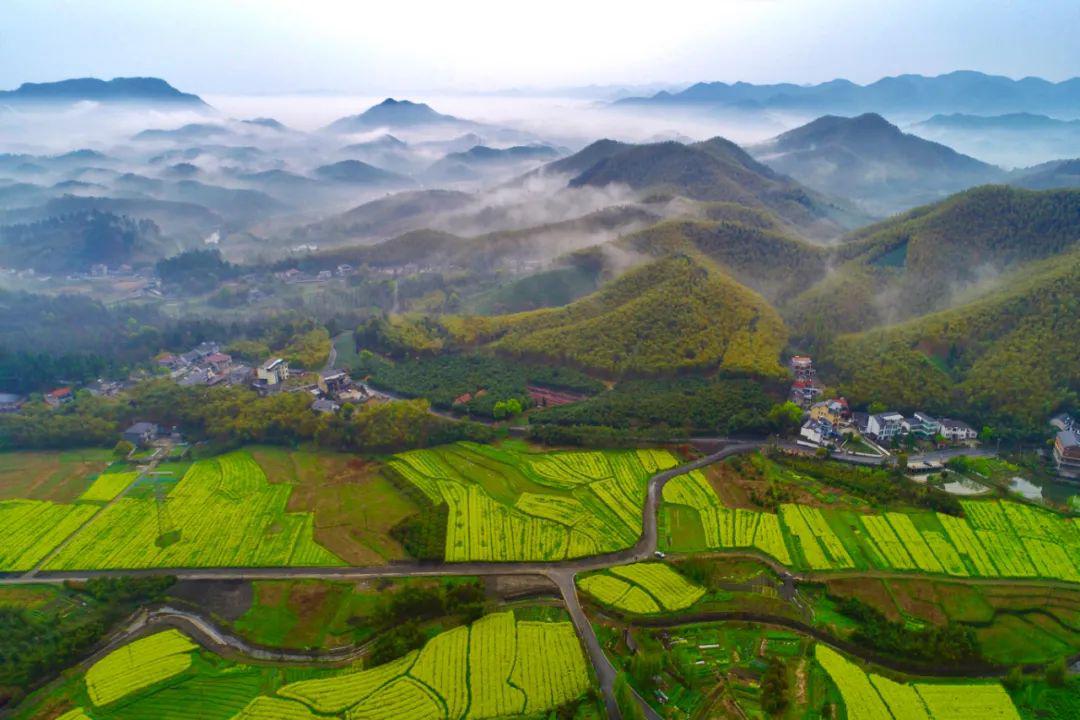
750,113,1003,214
821,247,1080,437
542,137,866,240
785,185,1080,339
618,217,828,304
453,254,788,378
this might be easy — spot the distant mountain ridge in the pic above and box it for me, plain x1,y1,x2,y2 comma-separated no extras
616,71,1080,116
751,113,1003,214
0,77,206,106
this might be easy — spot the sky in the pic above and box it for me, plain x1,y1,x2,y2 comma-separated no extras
1,0,1077,95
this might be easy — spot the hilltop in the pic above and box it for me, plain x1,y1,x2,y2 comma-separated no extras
751,113,1002,214
0,76,207,106
546,137,865,240
324,98,473,134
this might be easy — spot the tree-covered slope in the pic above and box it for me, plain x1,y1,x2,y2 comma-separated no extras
820,248,1080,436
618,217,829,304
785,185,1080,340
451,255,788,377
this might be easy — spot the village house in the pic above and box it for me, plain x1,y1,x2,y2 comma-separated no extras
809,398,848,426
1052,419,1080,479
318,369,350,396
938,418,977,442
800,418,841,446
903,412,941,437
866,412,905,441
788,355,824,408
204,352,232,372
311,397,340,414
0,392,25,413
256,358,290,387
122,422,159,447
44,387,73,408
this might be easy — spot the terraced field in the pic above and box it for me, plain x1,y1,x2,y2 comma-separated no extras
815,644,1021,720
387,443,680,561
662,470,1080,582
34,612,591,720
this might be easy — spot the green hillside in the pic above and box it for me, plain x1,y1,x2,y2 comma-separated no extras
821,248,1080,435
619,218,828,304
786,185,1080,340
454,255,788,377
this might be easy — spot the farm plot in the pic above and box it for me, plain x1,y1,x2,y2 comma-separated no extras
85,629,198,706
660,465,1080,583
0,500,97,571
277,610,589,719
386,442,678,561
78,470,140,502
815,644,1021,720
578,563,704,614
661,470,793,565
43,451,342,570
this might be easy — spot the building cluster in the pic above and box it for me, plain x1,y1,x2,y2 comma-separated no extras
1051,414,1080,479
788,356,977,452
788,355,823,408
274,264,355,284
157,342,252,388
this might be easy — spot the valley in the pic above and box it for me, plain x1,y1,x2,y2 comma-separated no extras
2,8,1080,718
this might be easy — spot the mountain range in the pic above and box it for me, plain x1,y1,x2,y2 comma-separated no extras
616,71,1080,116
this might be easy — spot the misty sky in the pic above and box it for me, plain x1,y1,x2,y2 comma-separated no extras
2,0,1077,95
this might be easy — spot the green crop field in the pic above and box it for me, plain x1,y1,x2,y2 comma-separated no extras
78,470,139,503
815,644,1021,720
662,470,1080,583
387,442,680,561
276,611,589,719
578,562,705,614
10,451,343,570
24,611,591,720
85,629,198,706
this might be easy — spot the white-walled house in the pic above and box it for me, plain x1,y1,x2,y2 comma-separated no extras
939,418,977,442
866,412,905,440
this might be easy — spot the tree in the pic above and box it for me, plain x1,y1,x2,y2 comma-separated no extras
113,439,134,457
768,401,804,435
492,401,508,419
868,401,887,415
505,398,523,416
760,656,789,714
896,452,909,470
1002,666,1025,691
1045,657,1067,687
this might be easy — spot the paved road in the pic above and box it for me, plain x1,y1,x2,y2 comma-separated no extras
114,605,372,664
